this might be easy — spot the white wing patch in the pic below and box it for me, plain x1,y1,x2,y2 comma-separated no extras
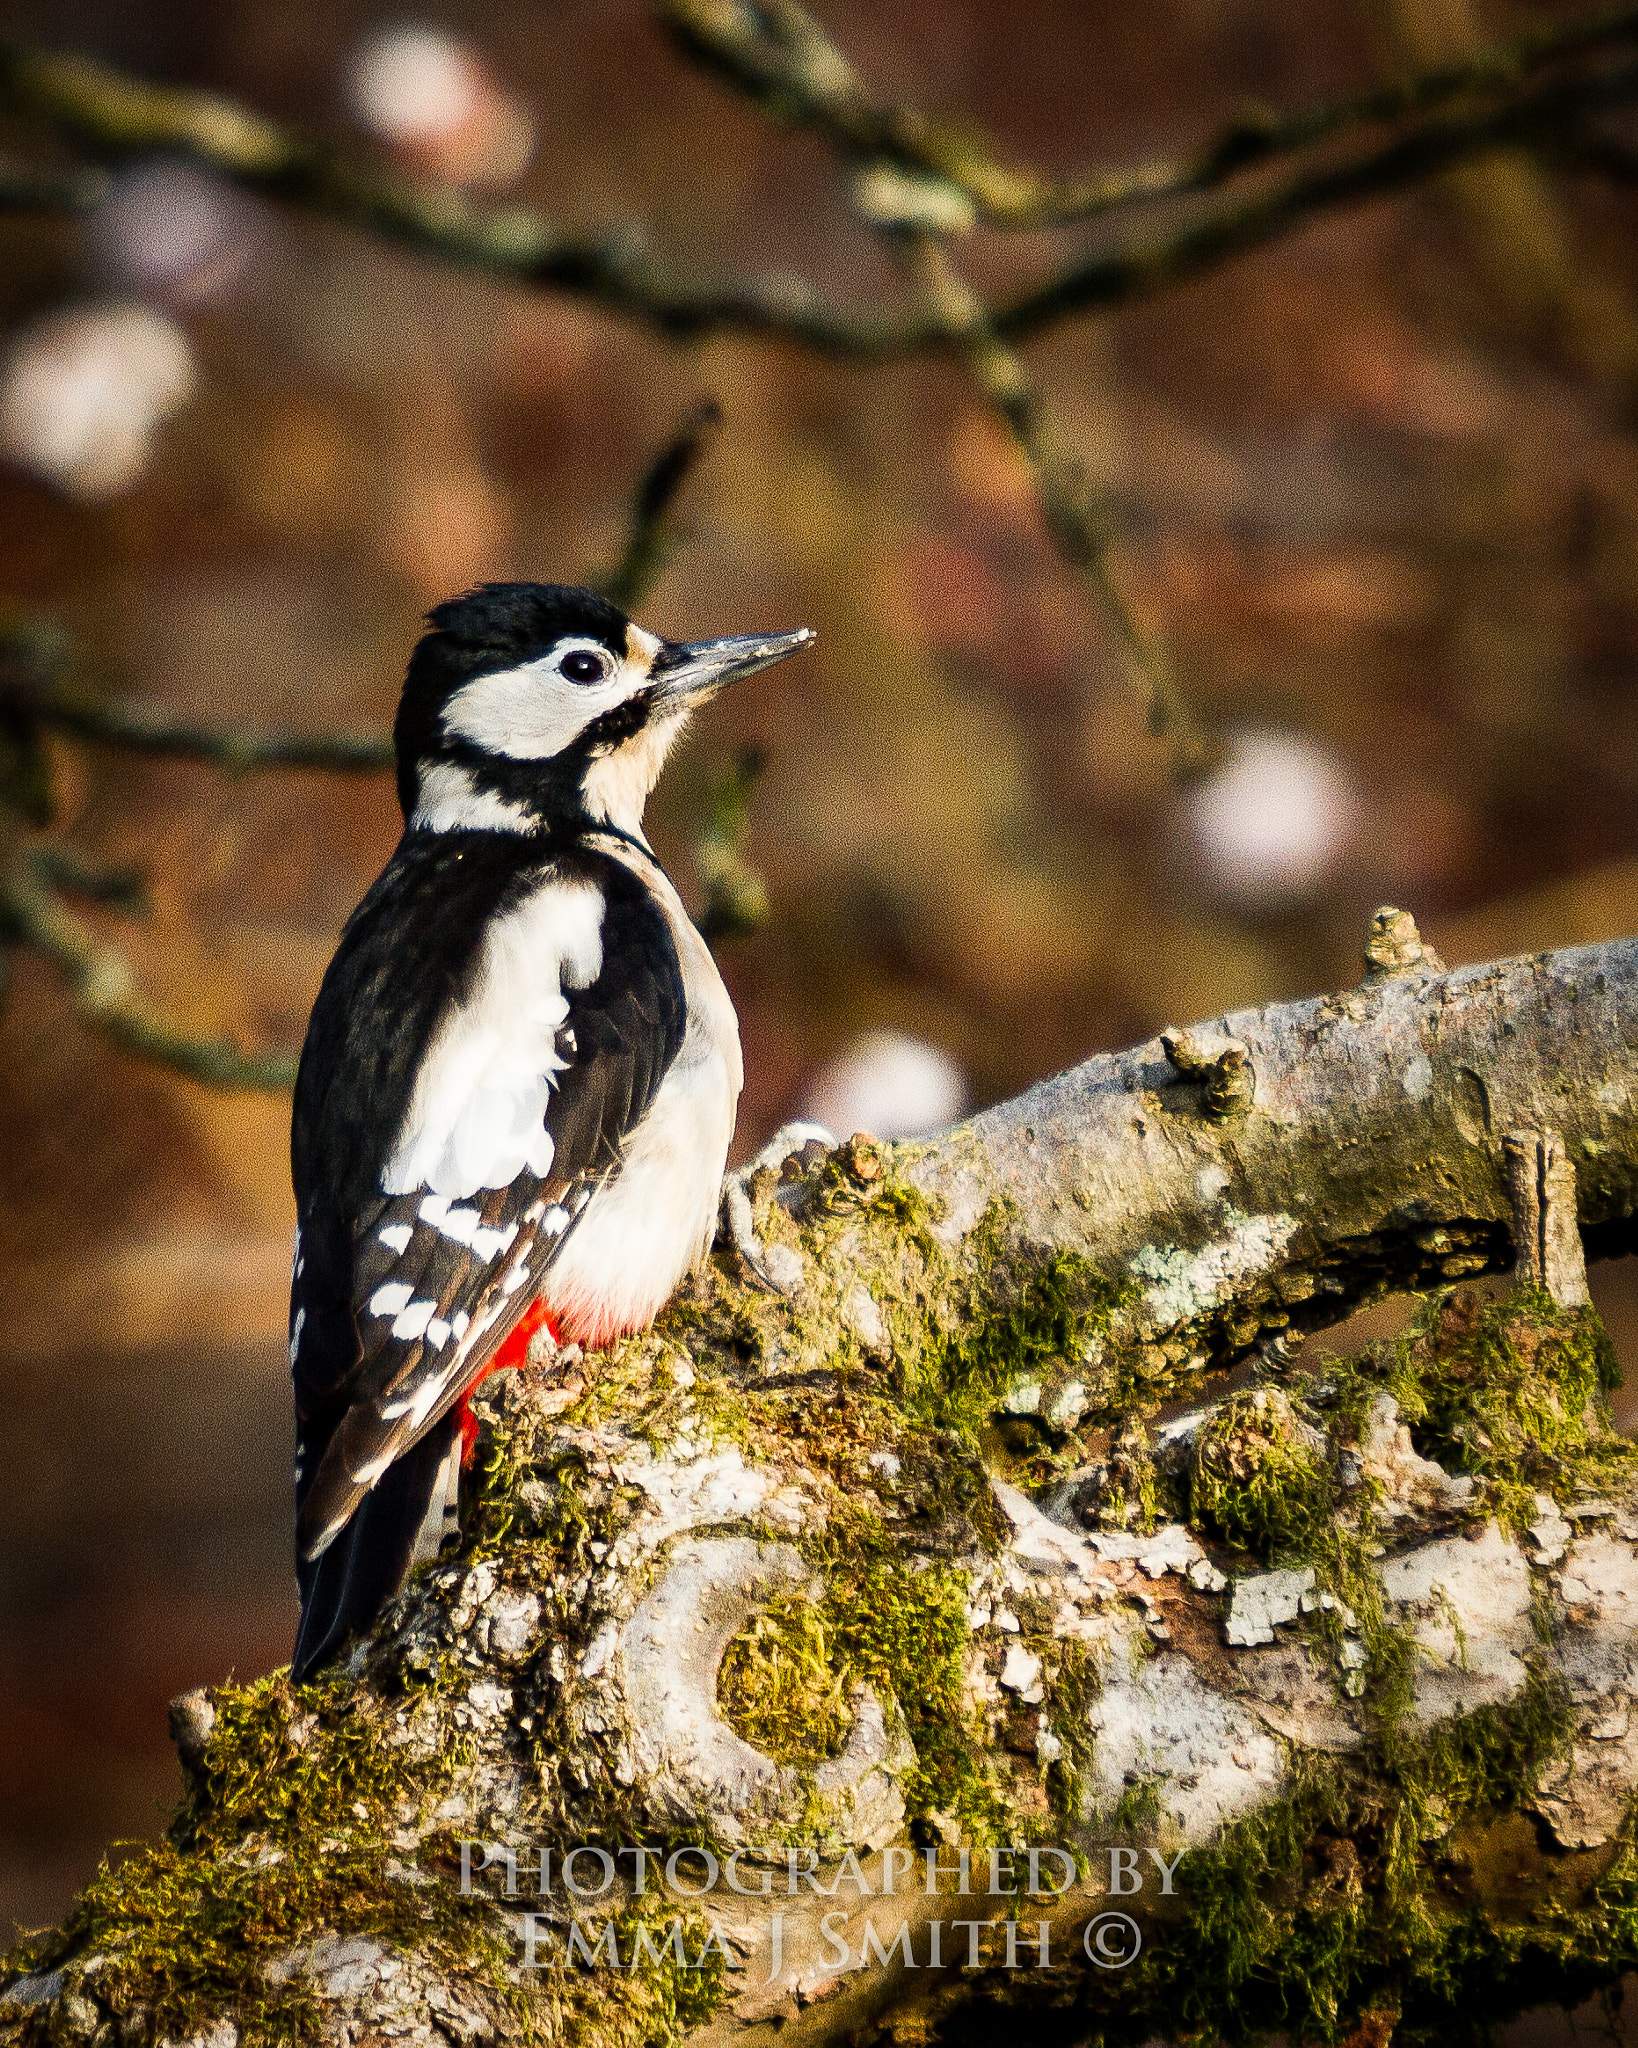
382,876,606,1199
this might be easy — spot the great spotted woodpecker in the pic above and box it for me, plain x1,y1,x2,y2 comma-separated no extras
288,583,814,1679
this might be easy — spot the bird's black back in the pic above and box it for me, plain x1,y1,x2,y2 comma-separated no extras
289,824,687,1676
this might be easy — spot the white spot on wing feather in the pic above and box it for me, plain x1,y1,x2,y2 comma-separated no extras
378,1222,412,1253
369,1281,414,1317
407,1376,448,1429
392,1298,437,1340
288,1306,305,1364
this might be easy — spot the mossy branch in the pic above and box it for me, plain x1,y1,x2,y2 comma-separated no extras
8,925,1638,2047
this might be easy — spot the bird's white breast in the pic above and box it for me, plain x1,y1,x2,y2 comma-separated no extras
546,837,742,1345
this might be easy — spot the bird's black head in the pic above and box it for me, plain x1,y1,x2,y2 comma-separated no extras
394,582,813,840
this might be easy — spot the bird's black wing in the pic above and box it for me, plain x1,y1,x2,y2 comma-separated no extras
289,835,683,1675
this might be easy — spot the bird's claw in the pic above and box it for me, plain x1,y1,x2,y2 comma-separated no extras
717,1120,839,1294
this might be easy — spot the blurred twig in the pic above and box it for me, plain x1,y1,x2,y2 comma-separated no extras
897,235,1215,779
1559,126,1638,178
731,1,1214,774
1,28,1637,356
0,622,394,770
0,150,106,211
6,691,397,772
0,41,902,354
695,745,771,943
0,854,298,1087
597,400,724,611
28,843,148,909
660,0,1638,228
0,408,729,1086
992,54,1638,340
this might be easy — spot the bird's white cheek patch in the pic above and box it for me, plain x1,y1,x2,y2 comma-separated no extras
441,655,625,760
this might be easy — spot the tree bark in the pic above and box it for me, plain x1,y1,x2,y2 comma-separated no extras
5,928,1638,2048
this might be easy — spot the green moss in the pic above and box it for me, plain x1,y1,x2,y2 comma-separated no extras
1191,1387,1334,1562
909,1239,1126,1444
1119,1669,1584,2046
826,1549,1002,1836
1380,1663,1576,1895
1,1670,522,2048
584,1896,730,2039
1108,1777,1163,1835
1097,1292,1635,2044
717,1590,853,1767
1041,1640,1100,1827
713,1508,1015,1845
1326,1290,1635,1531
1309,1518,1418,1725
1410,1292,1607,1472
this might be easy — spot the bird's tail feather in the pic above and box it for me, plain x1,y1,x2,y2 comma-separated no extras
292,1416,461,1682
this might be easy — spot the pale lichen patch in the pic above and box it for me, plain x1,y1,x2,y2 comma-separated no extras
1129,1207,1300,1332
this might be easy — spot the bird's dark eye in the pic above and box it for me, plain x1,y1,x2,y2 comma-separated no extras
560,649,608,684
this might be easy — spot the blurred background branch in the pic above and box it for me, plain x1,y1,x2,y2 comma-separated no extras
0,3,1632,811
0,625,394,770
0,398,741,1088
596,397,723,611
0,12,1634,348
0,851,298,1086
660,0,1638,226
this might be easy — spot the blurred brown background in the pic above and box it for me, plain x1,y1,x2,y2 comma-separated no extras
2,0,1638,1957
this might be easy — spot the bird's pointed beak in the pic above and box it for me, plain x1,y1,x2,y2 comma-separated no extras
650,625,816,708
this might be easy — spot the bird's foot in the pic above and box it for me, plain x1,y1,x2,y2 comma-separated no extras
718,1120,838,1293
